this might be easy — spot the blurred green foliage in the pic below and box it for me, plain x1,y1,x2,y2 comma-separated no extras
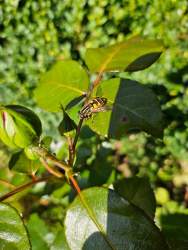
0,0,188,249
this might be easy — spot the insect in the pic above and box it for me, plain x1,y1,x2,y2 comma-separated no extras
79,97,108,119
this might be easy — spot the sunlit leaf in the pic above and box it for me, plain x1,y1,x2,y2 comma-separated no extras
0,203,31,250
0,105,42,149
34,60,89,112
85,36,164,73
87,78,164,138
64,187,168,250
5,105,42,137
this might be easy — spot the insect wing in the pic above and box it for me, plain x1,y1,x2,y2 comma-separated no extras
91,105,112,113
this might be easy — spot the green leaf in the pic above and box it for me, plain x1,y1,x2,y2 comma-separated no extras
58,107,77,135
0,110,17,149
167,239,188,250
160,211,188,250
89,146,114,186
5,105,42,137
34,60,89,112
9,151,40,174
65,95,85,110
160,213,188,242
40,136,53,149
27,214,70,250
26,214,50,250
0,202,31,250
66,103,82,125
64,187,168,250
50,229,70,250
0,105,42,149
114,177,156,219
87,78,164,138
85,36,164,73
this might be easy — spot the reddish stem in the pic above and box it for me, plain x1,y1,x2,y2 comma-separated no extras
0,177,49,202
69,175,81,194
40,158,63,178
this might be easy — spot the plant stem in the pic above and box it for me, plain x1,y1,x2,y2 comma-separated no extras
40,158,63,178
69,175,81,194
67,135,74,166
93,72,103,88
0,177,49,202
70,118,83,166
32,146,71,172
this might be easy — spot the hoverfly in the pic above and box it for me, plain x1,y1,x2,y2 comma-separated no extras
79,97,109,119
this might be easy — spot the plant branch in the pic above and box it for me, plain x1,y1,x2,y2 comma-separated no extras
69,118,83,166
67,135,74,166
69,175,81,194
92,72,103,89
40,158,64,178
32,146,71,172
0,177,49,202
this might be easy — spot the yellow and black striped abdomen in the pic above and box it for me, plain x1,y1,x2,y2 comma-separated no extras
79,97,107,119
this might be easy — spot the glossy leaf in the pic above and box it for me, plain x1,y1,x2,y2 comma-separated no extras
0,105,42,149
114,177,156,218
5,105,42,137
64,187,168,250
85,36,164,73
0,110,17,148
34,60,89,112
87,78,164,138
0,202,31,250
0,112,33,149
9,151,40,174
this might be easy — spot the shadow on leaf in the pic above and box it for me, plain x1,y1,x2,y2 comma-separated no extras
108,78,164,138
